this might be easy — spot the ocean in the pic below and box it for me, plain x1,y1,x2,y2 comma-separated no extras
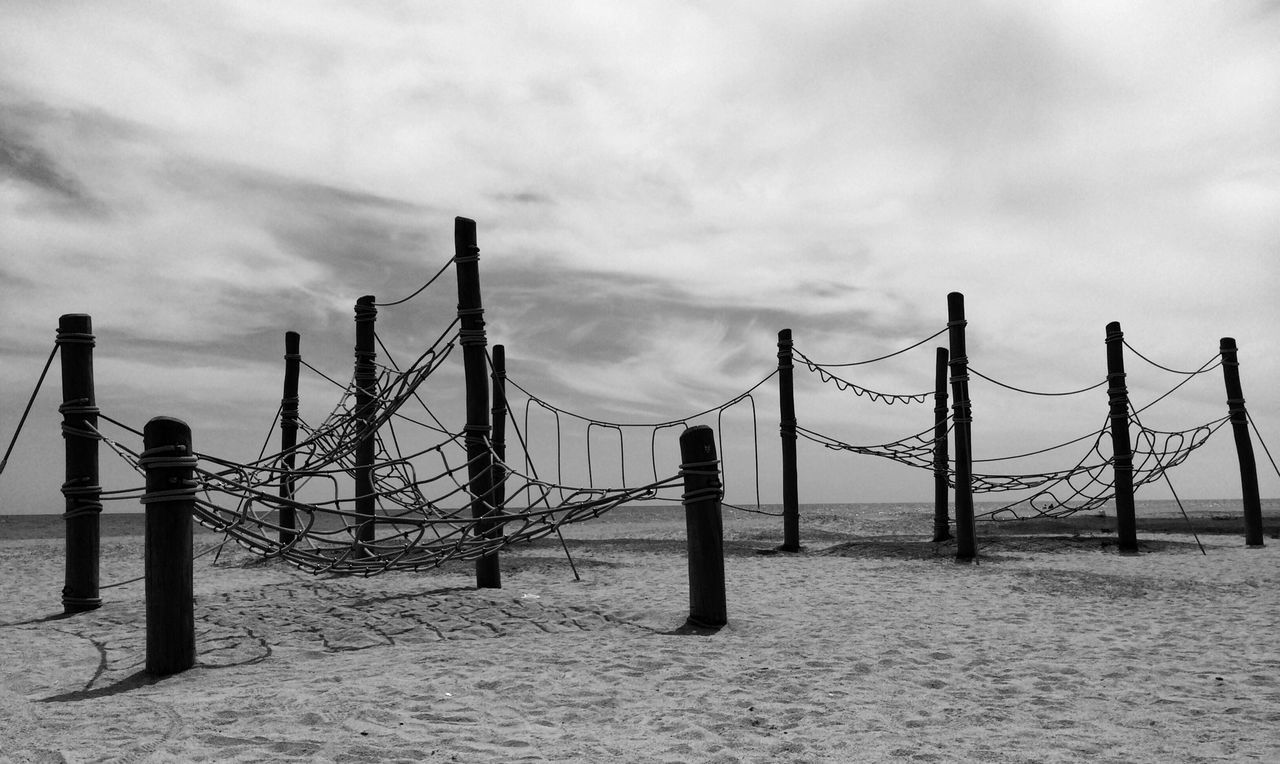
2,499,1277,542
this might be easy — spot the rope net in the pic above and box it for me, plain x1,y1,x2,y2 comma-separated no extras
788,332,1237,524
77,255,702,575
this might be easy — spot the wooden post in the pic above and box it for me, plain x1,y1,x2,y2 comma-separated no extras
58,314,102,613
1220,338,1264,546
932,346,952,542
490,344,508,535
946,293,977,561
141,416,196,676
455,216,500,588
1105,322,1139,553
278,331,301,546
680,425,727,631
777,329,800,552
353,296,378,549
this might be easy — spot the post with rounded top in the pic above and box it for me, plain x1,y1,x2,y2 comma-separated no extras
142,416,196,676
58,314,102,613
1219,338,1264,546
932,347,952,542
1105,322,1139,553
279,331,301,545
777,328,800,552
680,425,727,632
490,344,508,534
455,216,500,588
946,293,977,560
353,297,378,550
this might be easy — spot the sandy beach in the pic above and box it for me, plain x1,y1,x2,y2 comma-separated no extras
2,504,1278,762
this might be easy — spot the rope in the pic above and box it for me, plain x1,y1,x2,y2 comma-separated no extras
792,348,931,404
968,366,1107,397
1246,410,1280,481
0,343,58,476
796,326,947,368
1123,340,1222,376
373,255,454,307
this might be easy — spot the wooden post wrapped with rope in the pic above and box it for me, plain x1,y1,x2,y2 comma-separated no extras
141,416,196,676
353,296,378,549
946,293,977,561
455,216,500,589
680,425,727,632
777,328,800,552
58,314,102,613
278,331,301,546
1219,338,1264,547
1105,322,1138,553
490,344,508,537
932,346,952,542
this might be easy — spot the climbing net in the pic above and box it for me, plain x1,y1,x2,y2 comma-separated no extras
788,328,1238,522
50,254,692,575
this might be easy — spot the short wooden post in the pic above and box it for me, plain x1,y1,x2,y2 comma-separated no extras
141,416,196,676
490,344,508,534
58,314,102,613
680,425,727,631
777,329,800,552
455,216,500,589
932,346,952,542
1220,338,1264,546
946,293,977,561
278,331,301,545
353,296,378,548
1105,322,1139,553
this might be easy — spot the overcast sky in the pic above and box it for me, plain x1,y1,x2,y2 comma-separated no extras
2,1,1278,514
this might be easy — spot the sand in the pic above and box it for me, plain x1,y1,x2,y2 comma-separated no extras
2,507,1278,762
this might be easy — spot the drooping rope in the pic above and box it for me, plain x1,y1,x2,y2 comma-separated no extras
504,370,777,512
792,347,932,404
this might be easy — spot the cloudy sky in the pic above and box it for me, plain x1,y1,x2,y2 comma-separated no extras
2,1,1278,514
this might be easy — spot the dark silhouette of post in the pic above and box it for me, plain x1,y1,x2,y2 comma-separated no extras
455,216,500,588
932,347,952,542
142,416,196,676
680,425,727,631
1105,322,1138,553
490,344,508,535
278,331,301,545
1219,338,1264,546
58,314,102,613
946,293,977,561
353,296,378,549
777,329,800,552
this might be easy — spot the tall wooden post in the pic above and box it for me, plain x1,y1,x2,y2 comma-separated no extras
680,425,727,631
353,296,378,549
946,293,977,561
932,347,952,542
455,216,500,588
141,416,196,676
490,344,508,535
58,314,102,613
278,331,301,546
1105,322,1139,553
1220,338,1264,546
777,329,800,552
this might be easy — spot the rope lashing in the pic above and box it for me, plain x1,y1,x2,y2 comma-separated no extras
776,335,793,370
61,475,104,517
54,330,95,346
779,417,798,440
679,458,723,504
